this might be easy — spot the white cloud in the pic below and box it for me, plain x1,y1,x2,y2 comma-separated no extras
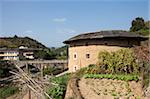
52,18,67,22
23,30,37,38
24,30,33,33
56,28,76,34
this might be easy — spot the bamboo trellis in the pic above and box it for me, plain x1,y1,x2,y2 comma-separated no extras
10,64,54,99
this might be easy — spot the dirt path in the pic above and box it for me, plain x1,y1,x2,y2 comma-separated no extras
22,90,42,99
55,70,69,77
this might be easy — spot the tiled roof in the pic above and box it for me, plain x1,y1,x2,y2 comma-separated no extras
63,30,148,44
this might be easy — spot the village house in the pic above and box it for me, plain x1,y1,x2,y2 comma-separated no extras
63,30,148,72
0,49,19,60
0,46,39,61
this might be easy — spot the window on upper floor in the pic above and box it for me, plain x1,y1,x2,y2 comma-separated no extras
73,52,77,60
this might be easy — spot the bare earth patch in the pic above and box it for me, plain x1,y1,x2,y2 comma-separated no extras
79,78,144,99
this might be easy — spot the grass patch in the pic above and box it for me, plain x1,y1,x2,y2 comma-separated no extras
111,92,117,96
0,86,19,99
83,74,139,81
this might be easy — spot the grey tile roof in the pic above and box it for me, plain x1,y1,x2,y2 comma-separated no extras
63,30,148,44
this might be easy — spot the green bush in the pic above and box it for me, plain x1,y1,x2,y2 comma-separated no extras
47,73,70,99
0,86,19,99
97,49,139,74
0,60,16,78
83,74,139,81
74,67,89,79
86,64,107,74
143,62,150,88
137,29,150,36
43,67,64,76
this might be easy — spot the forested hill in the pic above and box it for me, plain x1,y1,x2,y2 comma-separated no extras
0,36,47,49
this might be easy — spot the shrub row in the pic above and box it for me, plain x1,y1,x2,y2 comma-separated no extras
83,74,139,81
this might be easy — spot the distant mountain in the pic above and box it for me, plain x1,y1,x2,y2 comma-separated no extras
0,36,47,49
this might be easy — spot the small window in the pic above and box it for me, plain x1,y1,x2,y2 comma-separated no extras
73,52,77,60
74,54,77,58
86,54,90,59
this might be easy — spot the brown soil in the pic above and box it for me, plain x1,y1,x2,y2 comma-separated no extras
78,78,144,99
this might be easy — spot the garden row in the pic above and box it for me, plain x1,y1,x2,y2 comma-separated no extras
83,74,139,81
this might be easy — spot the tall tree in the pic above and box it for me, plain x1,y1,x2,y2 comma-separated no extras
14,35,18,38
130,17,147,32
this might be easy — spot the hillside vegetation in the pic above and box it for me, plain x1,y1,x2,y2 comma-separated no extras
0,36,47,48
33,46,68,60
0,36,68,60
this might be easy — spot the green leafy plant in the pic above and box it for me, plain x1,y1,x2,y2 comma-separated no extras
97,49,139,75
83,74,139,81
47,73,70,99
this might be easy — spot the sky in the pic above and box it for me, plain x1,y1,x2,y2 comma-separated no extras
0,0,149,47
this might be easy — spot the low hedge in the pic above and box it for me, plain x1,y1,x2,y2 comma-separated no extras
83,74,139,81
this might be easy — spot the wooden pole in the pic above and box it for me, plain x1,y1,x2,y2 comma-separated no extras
26,63,28,72
41,64,43,79
10,64,52,99
41,64,44,99
29,89,31,99
27,63,32,99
